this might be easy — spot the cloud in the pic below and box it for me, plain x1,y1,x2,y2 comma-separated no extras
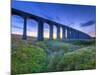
12,25,22,29
89,32,96,37
80,20,96,27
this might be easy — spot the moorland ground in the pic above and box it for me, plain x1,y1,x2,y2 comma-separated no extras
11,34,96,75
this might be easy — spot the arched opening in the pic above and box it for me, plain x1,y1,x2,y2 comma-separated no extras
53,25,57,39
11,15,24,36
60,27,62,39
44,23,49,39
66,29,67,39
27,19,38,40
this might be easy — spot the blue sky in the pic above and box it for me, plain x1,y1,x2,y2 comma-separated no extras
11,0,96,38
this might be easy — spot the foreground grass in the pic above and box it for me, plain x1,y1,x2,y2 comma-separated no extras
11,34,96,74
12,42,47,74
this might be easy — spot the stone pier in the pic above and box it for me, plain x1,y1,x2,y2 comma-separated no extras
22,17,27,40
56,25,60,39
49,24,53,40
62,27,66,39
37,20,44,41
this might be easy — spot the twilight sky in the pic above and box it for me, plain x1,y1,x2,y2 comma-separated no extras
11,0,96,38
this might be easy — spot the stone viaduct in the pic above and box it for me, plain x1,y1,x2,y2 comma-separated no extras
12,8,92,41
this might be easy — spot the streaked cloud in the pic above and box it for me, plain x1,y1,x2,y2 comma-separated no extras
80,20,96,27
12,25,22,29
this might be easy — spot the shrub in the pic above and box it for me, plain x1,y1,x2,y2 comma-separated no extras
11,42,47,75
56,46,96,71
72,40,96,46
34,41,47,50
47,41,69,53
47,55,62,72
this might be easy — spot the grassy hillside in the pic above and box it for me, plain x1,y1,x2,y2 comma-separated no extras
11,34,96,75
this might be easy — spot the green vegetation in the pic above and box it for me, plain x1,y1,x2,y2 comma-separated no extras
72,40,96,46
11,34,96,74
11,35,47,74
57,46,96,71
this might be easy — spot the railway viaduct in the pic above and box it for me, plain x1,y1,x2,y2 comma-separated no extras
12,8,92,41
